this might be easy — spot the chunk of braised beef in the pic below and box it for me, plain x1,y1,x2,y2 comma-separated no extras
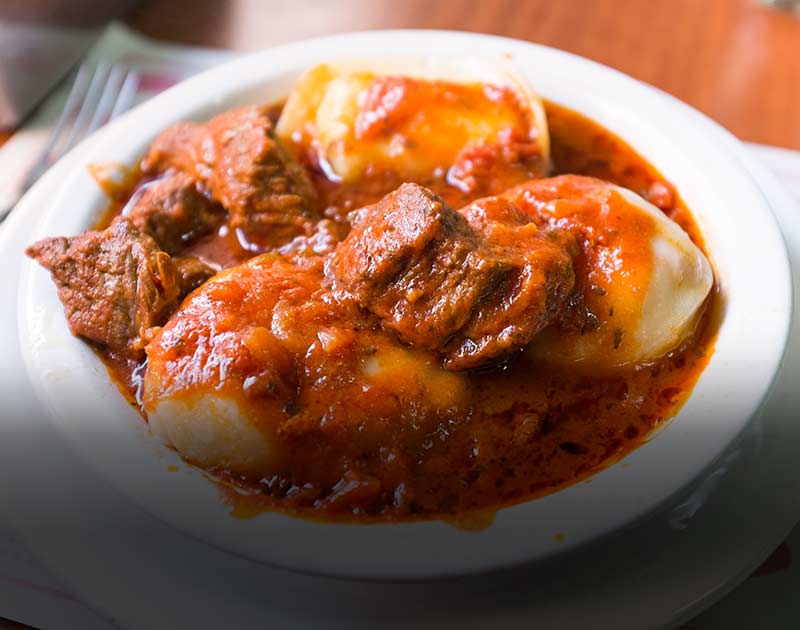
329,183,577,370
452,196,578,369
141,122,205,180
141,106,318,248
329,183,485,354
172,256,217,296
125,172,224,254
205,107,318,243
25,217,200,355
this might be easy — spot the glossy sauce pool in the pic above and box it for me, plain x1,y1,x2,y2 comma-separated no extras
95,101,719,526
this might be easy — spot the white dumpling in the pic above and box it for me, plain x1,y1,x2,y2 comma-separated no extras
142,255,467,478
275,57,550,187
148,394,276,476
506,176,713,366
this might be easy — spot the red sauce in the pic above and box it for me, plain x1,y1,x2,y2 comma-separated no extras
95,100,718,525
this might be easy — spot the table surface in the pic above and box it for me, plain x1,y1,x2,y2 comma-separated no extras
124,0,800,150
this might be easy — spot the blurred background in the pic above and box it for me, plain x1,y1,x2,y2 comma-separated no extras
0,0,798,148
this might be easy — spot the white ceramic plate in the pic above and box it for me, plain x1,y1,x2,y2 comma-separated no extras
14,30,793,578
1,137,798,630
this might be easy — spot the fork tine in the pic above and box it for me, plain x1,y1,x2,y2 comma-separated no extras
109,69,140,120
57,62,111,157
85,63,127,135
22,63,94,186
2,61,142,223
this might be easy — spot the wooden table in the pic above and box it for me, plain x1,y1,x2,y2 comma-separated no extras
126,0,800,150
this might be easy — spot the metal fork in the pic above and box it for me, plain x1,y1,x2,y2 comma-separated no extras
0,61,141,222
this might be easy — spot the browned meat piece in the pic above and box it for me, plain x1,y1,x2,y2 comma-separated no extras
204,107,318,241
172,256,217,295
452,196,578,368
142,106,318,247
330,184,488,356
26,217,186,354
141,122,206,180
330,183,577,370
125,173,224,254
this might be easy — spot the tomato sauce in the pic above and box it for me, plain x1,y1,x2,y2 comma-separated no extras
95,100,718,525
